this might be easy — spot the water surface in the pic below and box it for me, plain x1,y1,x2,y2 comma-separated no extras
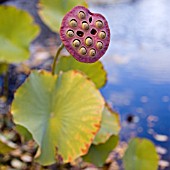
90,0,170,166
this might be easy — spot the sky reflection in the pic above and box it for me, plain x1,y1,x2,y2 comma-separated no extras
90,0,170,166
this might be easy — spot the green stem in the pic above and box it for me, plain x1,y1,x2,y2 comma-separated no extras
52,43,64,75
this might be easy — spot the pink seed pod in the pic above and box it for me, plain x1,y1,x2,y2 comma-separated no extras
60,6,110,63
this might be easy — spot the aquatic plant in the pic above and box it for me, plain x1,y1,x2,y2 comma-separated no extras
60,6,110,63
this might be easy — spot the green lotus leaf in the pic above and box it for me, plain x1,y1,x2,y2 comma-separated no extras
15,125,33,142
55,56,107,88
123,138,159,170
11,70,104,165
0,6,40,63
38,0,88,33
83,135,119,167
93,105,120,145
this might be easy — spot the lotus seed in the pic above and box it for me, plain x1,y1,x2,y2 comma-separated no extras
78,11,86,19
85,37,93,46
97,41,103,49
99,31,106,39
79,47,87,55
82,22,89,30
66,30,74,37
73,40,81,48
96,20,103,29
69,19,77,27
89,49,96,57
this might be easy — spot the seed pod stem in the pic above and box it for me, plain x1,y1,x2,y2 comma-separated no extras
52,43,65,75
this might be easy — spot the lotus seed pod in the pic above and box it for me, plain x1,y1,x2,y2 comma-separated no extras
60,6,110,63
78,11,86,19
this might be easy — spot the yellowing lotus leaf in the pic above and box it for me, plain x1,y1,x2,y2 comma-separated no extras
12,70,104,165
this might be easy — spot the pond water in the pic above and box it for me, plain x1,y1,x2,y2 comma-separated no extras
90,0,170,166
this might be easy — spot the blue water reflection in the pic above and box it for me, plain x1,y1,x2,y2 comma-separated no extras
90,0,170,165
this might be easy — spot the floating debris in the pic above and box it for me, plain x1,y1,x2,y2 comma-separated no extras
126,114,140,124
133,116,139,123
154,134,168,142
159,160,170,169
126,114,134,123
136,107,144,114
140,96,149,103
147,128,155,135
137,127,143,133
147,115,159,128
162,96,169,103
109,90,133,106
156,146,168,155
147,115,159,122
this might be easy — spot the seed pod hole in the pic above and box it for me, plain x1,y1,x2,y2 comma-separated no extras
89,49,96,57
89,17,92,23
73,39,81,48
96,20,103,29
77,31,84,37
82,21,89,30
69,19,77,27
79,47,87,55
85,37,93,46
99,31,106,39
91,29,97,35
97,41,103,49
66,30,74,37
78,11,86,19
